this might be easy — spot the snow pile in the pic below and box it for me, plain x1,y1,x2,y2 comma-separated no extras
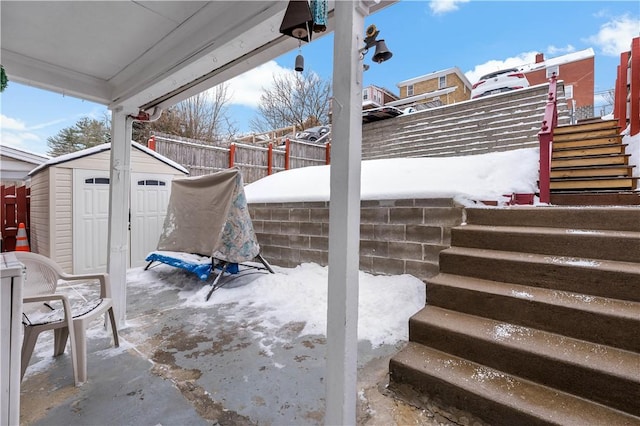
245,148,540,204
174,263,426,348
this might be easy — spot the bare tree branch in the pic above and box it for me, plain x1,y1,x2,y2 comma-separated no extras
251,71,331,133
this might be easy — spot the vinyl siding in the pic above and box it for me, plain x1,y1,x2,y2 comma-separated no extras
28,170,50,257
52,167,73,272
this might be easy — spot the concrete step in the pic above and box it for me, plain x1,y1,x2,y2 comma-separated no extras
550,176,636,190
550,165,634,178
552,144,626,158
464,207,640,232
450,224,640,262
438,246,640,302
389,342,640,426
551,154,630,168
407,307,640,416
426,273,640,352
552,135,622,148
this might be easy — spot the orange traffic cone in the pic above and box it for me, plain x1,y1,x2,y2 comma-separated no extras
15,223,30,252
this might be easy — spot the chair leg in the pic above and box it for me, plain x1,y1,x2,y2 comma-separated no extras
21,327,39,381
107,307,119,347
53,327,69,356
72,321,87,385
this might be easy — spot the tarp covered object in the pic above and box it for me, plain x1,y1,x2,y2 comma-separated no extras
155,168,260,263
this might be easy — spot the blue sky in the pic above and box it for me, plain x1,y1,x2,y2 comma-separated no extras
1,0,638,156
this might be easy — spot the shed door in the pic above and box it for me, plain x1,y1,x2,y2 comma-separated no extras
73,169,110,274
129,173,173,268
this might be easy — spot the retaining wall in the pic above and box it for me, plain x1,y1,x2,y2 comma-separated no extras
249,198,465,281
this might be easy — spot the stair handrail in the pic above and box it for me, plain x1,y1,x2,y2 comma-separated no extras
537,73,558,204
615,36,640,136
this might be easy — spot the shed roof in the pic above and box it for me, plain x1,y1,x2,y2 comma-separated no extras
0,144,50,164
29,141,189,176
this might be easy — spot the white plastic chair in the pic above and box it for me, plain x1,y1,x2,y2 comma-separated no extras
14,251,119,386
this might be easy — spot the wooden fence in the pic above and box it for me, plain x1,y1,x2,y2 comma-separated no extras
1,185,30,252
150,132,331,184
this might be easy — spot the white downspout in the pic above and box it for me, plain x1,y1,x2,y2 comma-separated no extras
325,1,366,424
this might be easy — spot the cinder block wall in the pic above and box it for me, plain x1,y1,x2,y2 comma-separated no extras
249,198,465,281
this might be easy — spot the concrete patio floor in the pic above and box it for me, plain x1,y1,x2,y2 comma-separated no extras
19,265,448,426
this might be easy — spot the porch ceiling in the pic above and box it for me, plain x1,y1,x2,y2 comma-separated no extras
1,1,308,112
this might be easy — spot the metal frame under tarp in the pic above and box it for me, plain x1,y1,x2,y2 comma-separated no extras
144,168,274,299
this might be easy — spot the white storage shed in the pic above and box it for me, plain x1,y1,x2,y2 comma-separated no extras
28,142,189,274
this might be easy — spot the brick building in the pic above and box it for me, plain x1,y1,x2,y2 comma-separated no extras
362,85,399,109
389,67,473,110
522,48,595,122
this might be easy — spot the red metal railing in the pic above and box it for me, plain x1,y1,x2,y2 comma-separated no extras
615,36,640,136
537,74,558,204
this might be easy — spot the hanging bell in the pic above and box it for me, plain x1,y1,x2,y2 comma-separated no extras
295,54,304,72
279,0,313,42
372,40,393,64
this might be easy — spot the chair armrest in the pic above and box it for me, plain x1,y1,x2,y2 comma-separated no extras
59,272,111,299
24,294,70,304
23,294,74,328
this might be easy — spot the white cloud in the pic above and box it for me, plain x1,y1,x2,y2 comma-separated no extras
429,0,470,15
547,44,576,55
0,114,27,131
464,51,538,84
1,114,51,154
223,61,294,108
0,129,42,150
586,14,640,56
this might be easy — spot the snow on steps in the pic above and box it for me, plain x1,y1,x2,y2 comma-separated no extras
388,206,640,424
391,343,639,426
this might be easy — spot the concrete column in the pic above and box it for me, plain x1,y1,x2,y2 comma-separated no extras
325,2,367,424
108,108,134,327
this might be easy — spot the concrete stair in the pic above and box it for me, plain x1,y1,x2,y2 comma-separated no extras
388,207,640,425
550,120,639,205
362,83,571,160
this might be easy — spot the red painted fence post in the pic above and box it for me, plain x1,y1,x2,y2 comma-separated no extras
148,135,156,151
537,74,558,205
325,143,331,165
630,37,640,136
267,142,273,175
229,143,236,168
284,139,290,170
616,52,630,131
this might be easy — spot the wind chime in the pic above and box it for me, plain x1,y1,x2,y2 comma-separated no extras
279,0,328,72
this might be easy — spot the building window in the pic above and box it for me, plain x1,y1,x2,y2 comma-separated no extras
438,76,446,89
137,180,166,186
546,65,559,78
363,92,368,100
407,85,414,96
84,177,110,184
565,84,574,99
